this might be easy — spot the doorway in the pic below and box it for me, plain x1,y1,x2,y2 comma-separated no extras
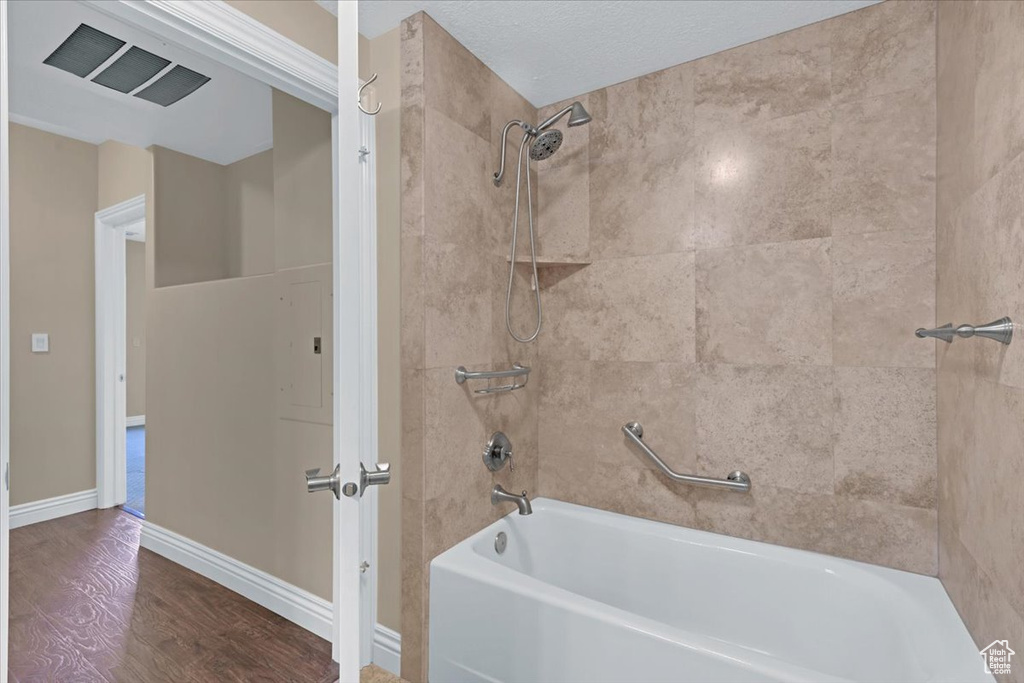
0,1,379,681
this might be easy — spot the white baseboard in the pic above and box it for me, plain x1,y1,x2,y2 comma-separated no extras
373,623,401,676
10,489,98,529
139,521,332,641
126,415,145,428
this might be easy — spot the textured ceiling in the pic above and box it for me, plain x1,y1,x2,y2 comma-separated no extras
357,0,881,106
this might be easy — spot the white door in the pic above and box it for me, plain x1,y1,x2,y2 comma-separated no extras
0,0,10,678
331,3,379,681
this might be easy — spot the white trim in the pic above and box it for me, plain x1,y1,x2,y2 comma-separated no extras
139,521,333,641
96,195,146,510
357,105,380,668
82,0,338,113
126,415,146,428
372,624,402,677
9,489,98,530
334,2,367,676
1,0,11,677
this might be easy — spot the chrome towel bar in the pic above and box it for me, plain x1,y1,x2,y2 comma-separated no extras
622,422,751,493
916,317,1013,345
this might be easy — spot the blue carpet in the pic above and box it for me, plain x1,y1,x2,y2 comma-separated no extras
125,425,145,517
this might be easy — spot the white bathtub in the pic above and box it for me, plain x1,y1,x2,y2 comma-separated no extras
429,499,990,683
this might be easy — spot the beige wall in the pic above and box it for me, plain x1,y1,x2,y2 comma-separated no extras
98,140,151,209
226,149,275,278
147,90,335,601
400,14,540,680
936,1,1024,675
272,89,334,270
8,124,98,506
366,26,403,635
126,241,146,417
152,146,231,287
535,0,938,575
153,146,276,286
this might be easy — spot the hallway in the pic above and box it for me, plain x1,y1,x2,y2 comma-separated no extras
124,426,145,517
8,509,338,682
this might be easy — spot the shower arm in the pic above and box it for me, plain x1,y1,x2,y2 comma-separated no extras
493,119,533,187
536,104,574,131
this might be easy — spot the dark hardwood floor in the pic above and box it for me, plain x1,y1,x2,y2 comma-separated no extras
8,508,338,682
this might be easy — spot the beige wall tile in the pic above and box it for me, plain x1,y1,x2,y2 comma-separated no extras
697,239,832,365
935,0,978,221
538,161,590,260
832,86,936,237
540,360,697,471
589,64,694,162
695,21,830,132
940,530,1024,675
696,364,833,495
424,108,498,251
422,240,492,369
936,370,972,537
536,265,593,361
832,497,937,574
958,155,1024,389
831,0,936,105
832,230,935,368
692,485,837,555
937,0,1024,656
694,109,831,249
588,252,696,363
589,144,693,260
964,379,1024,616
968,0,1024,196
421,14,491,142
833,367,936,508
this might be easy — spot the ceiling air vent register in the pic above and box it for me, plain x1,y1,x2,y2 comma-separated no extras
42,24,210,106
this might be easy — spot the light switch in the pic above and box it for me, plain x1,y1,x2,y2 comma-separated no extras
132,336,141,349
31,333,49,353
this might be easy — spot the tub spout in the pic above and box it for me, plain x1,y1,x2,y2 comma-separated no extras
492,484,532,515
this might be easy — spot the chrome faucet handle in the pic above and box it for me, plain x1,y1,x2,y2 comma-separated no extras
483,431,513,472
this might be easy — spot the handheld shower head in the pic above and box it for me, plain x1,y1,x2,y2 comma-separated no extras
529,129,563,160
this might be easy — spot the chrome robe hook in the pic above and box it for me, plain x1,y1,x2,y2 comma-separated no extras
358,73,381,115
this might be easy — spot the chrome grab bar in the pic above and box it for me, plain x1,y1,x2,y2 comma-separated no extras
622,422,751,493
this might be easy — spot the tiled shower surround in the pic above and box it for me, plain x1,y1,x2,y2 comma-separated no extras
395,2,1022,680
936,1,1024,678
535,0,937,574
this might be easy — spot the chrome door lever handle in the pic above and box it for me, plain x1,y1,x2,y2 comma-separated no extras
343,462,392,498
306,464,341,499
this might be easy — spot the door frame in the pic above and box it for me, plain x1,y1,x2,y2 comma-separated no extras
95,195,146,511
0,0,12,678
0,2,373,681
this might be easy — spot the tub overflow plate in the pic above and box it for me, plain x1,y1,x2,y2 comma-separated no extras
495,531,507,555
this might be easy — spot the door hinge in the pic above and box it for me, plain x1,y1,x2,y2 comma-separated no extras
4,462,9,491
